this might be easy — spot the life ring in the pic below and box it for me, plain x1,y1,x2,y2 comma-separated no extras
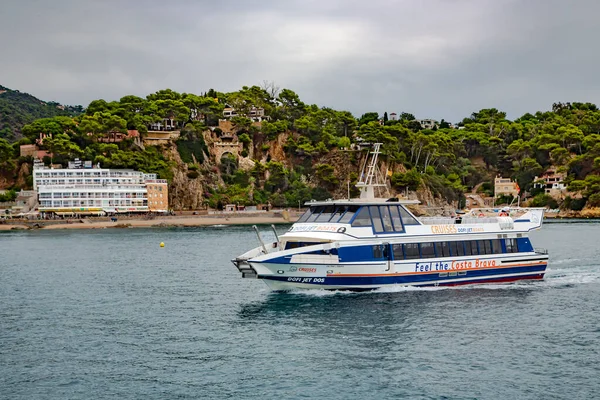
478,213,485,217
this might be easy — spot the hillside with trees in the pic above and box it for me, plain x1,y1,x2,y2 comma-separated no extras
0,84,83,141
1,83,599,214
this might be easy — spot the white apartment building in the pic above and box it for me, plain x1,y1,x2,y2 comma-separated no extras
33,161,157,215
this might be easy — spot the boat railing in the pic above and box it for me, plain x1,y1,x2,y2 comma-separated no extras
460,216,502,225
535,248,549,255
419,217,457,225
420,216,500,225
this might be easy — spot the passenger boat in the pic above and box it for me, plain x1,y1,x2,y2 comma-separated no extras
232,144,548,291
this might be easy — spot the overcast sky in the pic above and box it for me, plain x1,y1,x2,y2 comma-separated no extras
1,0,598,122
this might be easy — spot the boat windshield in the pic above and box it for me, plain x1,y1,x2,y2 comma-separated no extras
399,206,420,225
315,205,337,222
296,205,360,223
297,208,312,223
350,205,421,230
296,204,420,228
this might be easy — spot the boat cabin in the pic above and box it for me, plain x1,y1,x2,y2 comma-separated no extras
296,202,421,233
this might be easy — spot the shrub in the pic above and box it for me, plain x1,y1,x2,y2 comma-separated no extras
177,138,207,164
391,169,421,191
315,163,338,186
186,170,199,179
587,193,600,207
238,133,251,145
563,196,586,211
0,189,17,202
530,193,558,209
495,194,516,206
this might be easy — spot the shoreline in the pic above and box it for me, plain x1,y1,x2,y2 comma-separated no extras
2,214,599,231
0,213,294,231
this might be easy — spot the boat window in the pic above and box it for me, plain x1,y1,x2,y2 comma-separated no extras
437,241,450,257
379,206,394,232
464,241,472,255
392,244,404,259
338,205,360,224
404,243,420,259
491,239,503,254
421,242,435,258
505,238,519,253
285,242,300,250
369,206,384,232
351,207,372,227
465,240,479,255
481,240,493,255
389,206,404,232
297,208,312,223
372,244,387,259
455,241,466,256
284,241,326,250
306,206,324,222
399,206,420,225
315,205,337,222
448,241,458,256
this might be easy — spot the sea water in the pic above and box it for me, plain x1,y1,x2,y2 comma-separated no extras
1,222,599,399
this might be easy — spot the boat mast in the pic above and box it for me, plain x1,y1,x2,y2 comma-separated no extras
355,143,389,199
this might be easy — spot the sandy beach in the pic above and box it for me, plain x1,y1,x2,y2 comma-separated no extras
0,212,296,231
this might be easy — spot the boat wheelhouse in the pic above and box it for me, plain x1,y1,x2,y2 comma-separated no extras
232,144,548,291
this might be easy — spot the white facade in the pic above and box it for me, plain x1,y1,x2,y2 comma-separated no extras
222,106,267,122
33,164,154,214
417,119,439,130
494,177,519,198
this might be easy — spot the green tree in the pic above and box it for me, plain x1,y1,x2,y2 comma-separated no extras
358,112,379,126
44,133,84,161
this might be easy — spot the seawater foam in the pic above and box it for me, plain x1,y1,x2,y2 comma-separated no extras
542,265,600,287
275,265,600,296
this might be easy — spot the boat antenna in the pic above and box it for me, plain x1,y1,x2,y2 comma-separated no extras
355,143,389,199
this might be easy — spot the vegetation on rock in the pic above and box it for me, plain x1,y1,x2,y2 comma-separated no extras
1,82,600,212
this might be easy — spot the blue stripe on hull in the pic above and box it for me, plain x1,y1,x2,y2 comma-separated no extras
261,264,547,287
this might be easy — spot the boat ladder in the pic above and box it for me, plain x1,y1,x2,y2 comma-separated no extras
232,257,258,279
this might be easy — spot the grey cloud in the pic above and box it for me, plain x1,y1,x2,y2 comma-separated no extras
1,0,598,122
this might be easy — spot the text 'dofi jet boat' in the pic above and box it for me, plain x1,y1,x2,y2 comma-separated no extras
232,143,548,291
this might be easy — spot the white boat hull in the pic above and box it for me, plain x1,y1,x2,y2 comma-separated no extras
248,255,548,291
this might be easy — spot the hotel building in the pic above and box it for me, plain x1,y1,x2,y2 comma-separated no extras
33,160,168,215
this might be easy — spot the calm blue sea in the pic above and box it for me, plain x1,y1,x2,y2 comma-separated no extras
1,222,600,399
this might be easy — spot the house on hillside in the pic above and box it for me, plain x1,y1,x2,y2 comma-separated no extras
96,130,140,143
20,144,51,159
149,117,178,131
494,176,519,198
417,119,439,130
534,170,567,198
222,105,268,122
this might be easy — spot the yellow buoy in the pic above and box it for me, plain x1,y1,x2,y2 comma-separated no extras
160,242,165,247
